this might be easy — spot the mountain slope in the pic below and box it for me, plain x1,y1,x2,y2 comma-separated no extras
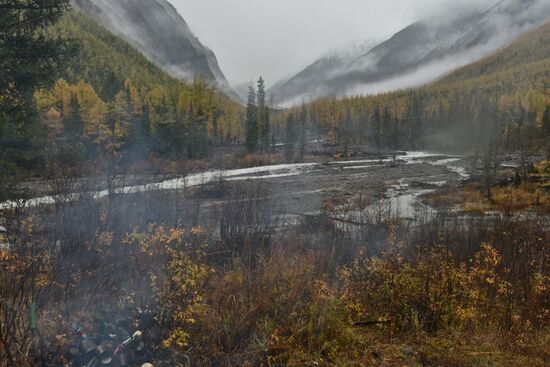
72,0,239,100
270,0,550,107
436,20,550,85
39,11,241,157
298,20,550,152
57,12,182,99
267,40,378,106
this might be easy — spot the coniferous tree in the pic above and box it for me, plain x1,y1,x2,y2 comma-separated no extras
257,76,271,152
340,107,353,155
360,111,370,143
543,105,550,154
382,106,392,148
211,107,222,146
154,93,176,157
58,93,85,166
245,83,258,153
188,104,210,159
372,104,381,149
0,0,76,199
171,109,186,160
409,96,423,149
542,105,550,134
127,101,152,161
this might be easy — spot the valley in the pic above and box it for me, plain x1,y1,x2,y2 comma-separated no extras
0,1,548,367
4,150,470,218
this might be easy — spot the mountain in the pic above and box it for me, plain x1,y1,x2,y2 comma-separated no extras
39,11,241,157
267,40,379,105
436,20,550,86
270,0,550,107
72,0,239,100
300,20,550,152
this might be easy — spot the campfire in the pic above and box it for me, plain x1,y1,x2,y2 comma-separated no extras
50,309,156,367
0,225,8,250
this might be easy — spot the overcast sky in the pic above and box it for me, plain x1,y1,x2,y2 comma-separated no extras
170,0,496,86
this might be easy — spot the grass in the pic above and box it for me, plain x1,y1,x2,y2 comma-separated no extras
424,160,550,214
287,328,550,367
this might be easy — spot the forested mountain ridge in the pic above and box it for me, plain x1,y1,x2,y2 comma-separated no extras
286,21,550,153
436,20,550,85
71,0,239,101
270,0,550,107
32,10,242,171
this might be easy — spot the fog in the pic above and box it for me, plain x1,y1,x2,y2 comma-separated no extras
169,0,496,86
344,0,550,98
266,0,550,107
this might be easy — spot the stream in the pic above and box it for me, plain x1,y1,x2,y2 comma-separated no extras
1,152,471,217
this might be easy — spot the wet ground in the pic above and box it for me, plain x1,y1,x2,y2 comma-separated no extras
237,151,471,218
2,151,472,219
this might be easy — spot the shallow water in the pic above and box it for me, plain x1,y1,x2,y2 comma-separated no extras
1,152,468,214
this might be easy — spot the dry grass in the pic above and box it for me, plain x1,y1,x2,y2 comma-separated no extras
338,329,550,367
425,160,550,214
460,182,550,213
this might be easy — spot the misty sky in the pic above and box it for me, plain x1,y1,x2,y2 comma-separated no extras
170,0,496,86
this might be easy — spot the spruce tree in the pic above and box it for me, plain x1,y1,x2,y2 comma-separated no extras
154,93,176,157
0,0,76,199
58,93,85,166
372,104,381,149
542,105,550,134
543,105,550,154
127,101,152,161
245,83,258,153
257,76,270,151
409,96,422,149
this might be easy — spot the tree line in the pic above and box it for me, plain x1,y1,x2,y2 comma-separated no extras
36,76,236,168
280,22,550,156
245,77,272,153
280,65,549,155
1,5,244,199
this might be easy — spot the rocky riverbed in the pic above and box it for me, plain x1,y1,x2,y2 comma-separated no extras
2,151,472,218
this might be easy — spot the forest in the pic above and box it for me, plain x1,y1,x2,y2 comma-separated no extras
280,22,550,155
2,10,243,202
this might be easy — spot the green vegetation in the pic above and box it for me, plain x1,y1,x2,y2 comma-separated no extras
0,0,76,200
245,77,272,154
2,9,243,195
39,11,241,166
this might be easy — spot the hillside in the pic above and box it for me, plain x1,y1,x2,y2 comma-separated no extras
34,10,242,167
293,21,550,152
437,20,550,85
71,0,239,101
56,12,183,99
270,0,550,107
